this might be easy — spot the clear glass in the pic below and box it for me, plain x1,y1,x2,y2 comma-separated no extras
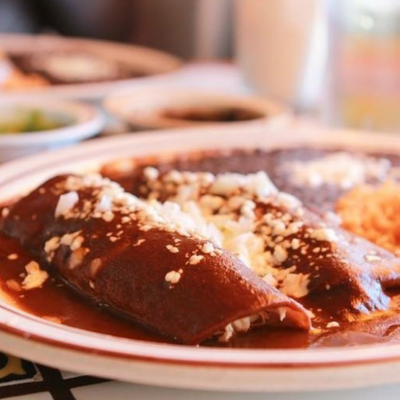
235,0,326,112
325,0,400,132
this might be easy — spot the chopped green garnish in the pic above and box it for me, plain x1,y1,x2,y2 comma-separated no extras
0,109,72,134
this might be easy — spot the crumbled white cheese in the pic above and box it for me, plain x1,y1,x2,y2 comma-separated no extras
188,254,204,265
102,210,114,222
218,313,267,342
144,167,159,181
240,200,256,219
291,238,300,250
273,245,288,264
201,242,215,254
199,195,224,213
219,324,234,342
311,228,338,242
7,253,18,260
275,192,302,210
210,174,246,196
166,244,179,253
22,261,49,290
280,273,310,298
55,191,79,217
60,231,82,247
44,236,61,260
209,172,277,197
285,152,391,189
232,317,251,332
263,273,278,287
250,172,278,198
306,309,316,319
326,321,340,328
278,307,287,321
95,195,112,213
133,238,145,247
58,171,317,303
135,168,316,298
165,269,183,284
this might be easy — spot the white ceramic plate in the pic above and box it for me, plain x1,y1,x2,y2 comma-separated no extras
1,124,400,392
0,34,181,101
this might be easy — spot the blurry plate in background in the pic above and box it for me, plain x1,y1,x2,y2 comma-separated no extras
0,34,182,101
103,87,290,131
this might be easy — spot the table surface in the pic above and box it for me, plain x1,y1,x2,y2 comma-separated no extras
1,355,400,400
2,62,400,400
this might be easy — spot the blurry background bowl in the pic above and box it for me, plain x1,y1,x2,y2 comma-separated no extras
103,87,290,131
0,99,104,162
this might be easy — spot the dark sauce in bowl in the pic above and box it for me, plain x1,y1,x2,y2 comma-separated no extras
161,107,266,123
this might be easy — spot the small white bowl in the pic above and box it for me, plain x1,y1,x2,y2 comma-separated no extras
104,87,290,131
0,99,104,162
